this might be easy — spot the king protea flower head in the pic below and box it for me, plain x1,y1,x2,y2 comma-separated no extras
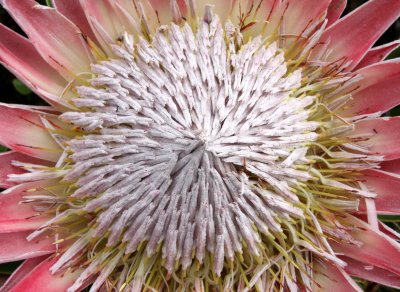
0,0,400,291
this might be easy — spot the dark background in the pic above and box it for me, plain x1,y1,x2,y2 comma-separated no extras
0,1,399,291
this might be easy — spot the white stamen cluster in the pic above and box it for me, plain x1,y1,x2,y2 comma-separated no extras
59,13,320,275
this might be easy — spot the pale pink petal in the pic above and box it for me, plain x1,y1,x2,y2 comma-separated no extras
313,260,362,292
0,182,52,233
379,222,400,241
343,62,400,116
1,256,48,292
239,0,283,38
337,59,400,116
2,0,93,78
149,0,187,17
315,0,400,70
111,0,187,42
2,104,60,114
148,0,187,10
0,103,62,162
283,0,331,37
357,170,400,214
355,41,400,70
355,214,400,240
326,0,347,27
0,24,71,110
347,59,400,95
80,0,135,50
353,117,400,161
331,215,400,276
0,151,28,189
254,0,330,51
8,256,82,292
0,231,54,264
188,0,241,24
117,0,187,34
0,151,50,189
381,159,400,174
341,256,400,289
53,0,97,42
111,0,167,42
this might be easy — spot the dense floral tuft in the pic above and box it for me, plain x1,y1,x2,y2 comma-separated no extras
0,0,400,291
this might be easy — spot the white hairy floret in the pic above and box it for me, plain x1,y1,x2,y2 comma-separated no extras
58,14,319,277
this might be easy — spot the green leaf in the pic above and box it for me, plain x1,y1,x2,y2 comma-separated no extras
388,47,400,60
12,79,32,96
378,215,400,222
0,145,8,153
389,106,400,117
0,261,21,275
45,0,53,7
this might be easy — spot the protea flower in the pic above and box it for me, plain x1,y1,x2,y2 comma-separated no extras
0,0,400,291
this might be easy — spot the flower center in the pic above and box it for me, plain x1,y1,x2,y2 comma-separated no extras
58,11,322,276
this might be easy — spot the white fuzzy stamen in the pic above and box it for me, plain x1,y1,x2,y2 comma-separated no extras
58,14,319,275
